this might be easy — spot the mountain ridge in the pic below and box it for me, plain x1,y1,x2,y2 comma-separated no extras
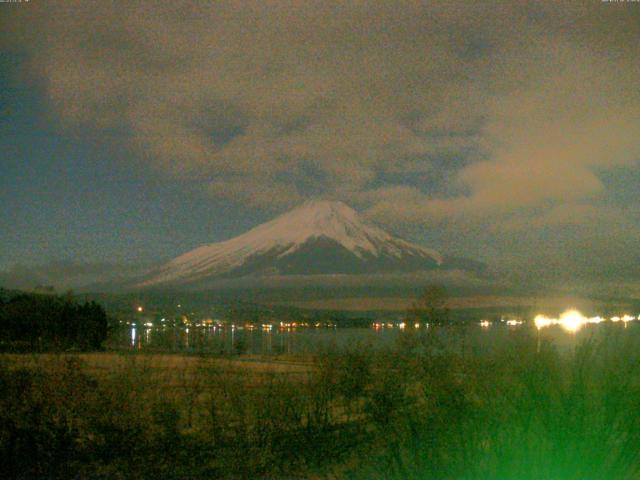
139,200,469,288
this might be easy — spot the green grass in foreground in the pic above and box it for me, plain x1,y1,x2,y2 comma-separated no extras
2,327,640,479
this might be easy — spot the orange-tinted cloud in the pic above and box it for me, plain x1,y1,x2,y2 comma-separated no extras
3,0,639,277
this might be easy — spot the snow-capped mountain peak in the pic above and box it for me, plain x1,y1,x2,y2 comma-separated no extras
238,199,416,259
139,200,443,287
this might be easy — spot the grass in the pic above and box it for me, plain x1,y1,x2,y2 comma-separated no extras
2,325,640,479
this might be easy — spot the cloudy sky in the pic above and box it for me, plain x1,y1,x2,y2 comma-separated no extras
1,0,639,288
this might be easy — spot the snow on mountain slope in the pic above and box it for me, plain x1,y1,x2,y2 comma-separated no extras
139,200,443,287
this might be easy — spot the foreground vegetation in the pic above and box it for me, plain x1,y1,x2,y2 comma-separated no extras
2,326,640,479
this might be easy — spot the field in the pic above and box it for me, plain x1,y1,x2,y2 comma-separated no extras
3,327,640,479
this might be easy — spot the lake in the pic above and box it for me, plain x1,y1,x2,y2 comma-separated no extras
107,318,640,355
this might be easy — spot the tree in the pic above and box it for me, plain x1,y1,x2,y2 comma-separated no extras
408,285,450,326
0,291,108,351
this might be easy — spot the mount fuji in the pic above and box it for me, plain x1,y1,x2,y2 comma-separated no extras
139,200,477,288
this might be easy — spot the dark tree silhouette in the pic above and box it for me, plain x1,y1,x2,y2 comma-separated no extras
0,291,108,351
408,284,450,326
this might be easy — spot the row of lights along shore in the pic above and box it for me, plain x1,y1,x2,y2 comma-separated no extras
372,310,639,333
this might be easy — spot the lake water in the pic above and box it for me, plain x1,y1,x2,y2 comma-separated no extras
107,320,640,355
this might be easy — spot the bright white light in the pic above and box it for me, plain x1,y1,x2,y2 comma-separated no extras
137,306,143,312
506,319,522,326
479,320,491,328
534,310,632,332
559,309,587,333
534,315,554,330
399,322,406,329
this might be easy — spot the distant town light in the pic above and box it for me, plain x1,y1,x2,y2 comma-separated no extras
534,315,553,330
137,306,143,312
558,310,586,333
534,310,638,332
